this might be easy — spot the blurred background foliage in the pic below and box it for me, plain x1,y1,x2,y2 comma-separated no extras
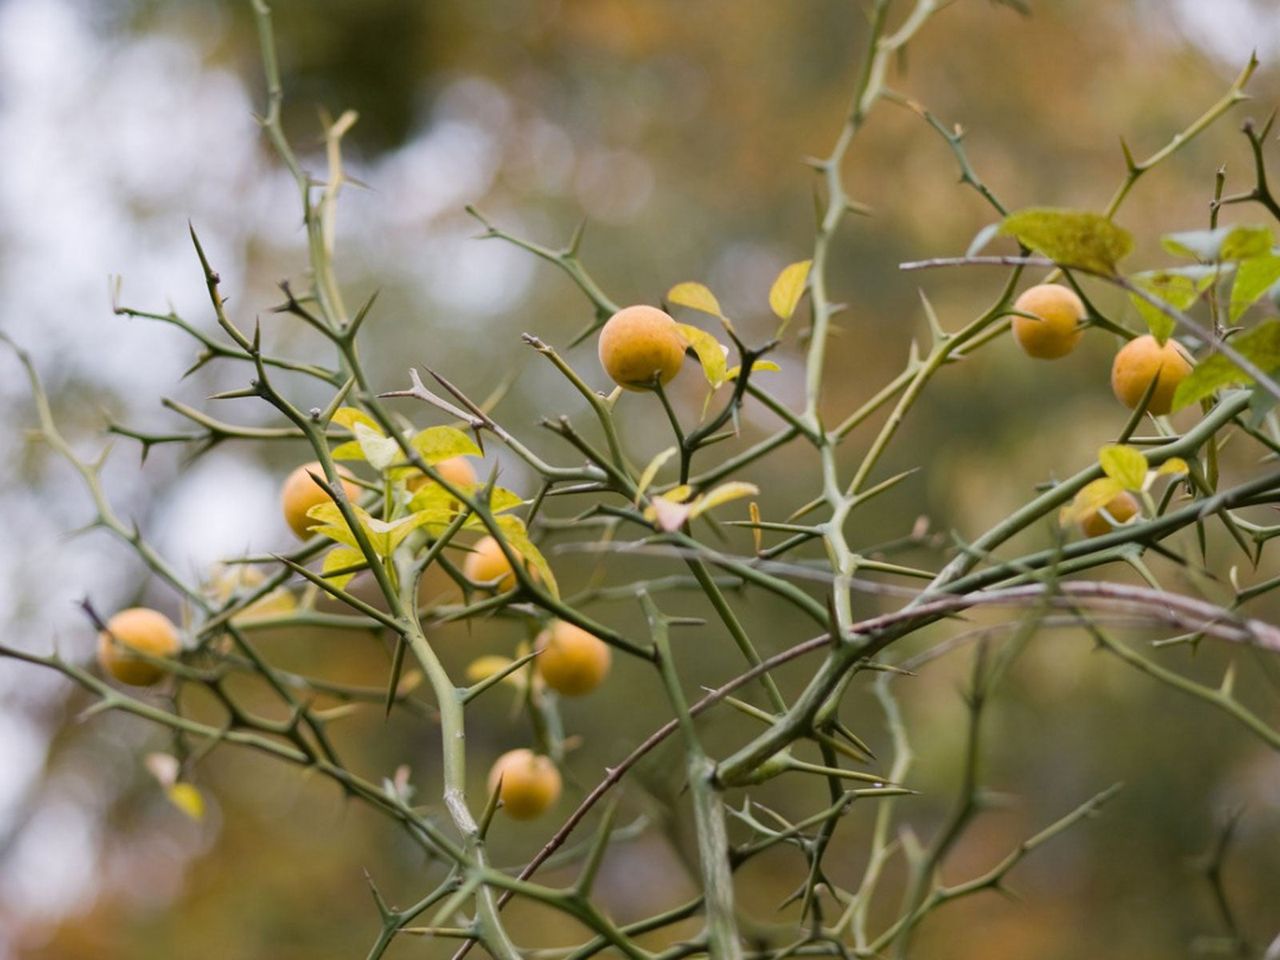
1,0,1278,958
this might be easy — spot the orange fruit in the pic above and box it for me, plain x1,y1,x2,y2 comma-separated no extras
1011,284,1086,359
536,620,611,696
488,748,561,820
598,305,686,391
407,456,478,493
281,462,360,539
463,535,522,591
98,607,180,686
1080,490,1141,538
1110,335,1193,416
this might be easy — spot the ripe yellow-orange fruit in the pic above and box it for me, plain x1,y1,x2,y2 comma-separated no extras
281,462,360,539
1011,284,1086,359
97,607,180,686
463,535,522,591
1110,335,1193,416
598,305,687,391
536,620,611,696
488,748,561,820
407,456,478,493
1079,491,1141,538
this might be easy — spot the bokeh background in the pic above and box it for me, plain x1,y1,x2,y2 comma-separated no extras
1,0,1279,957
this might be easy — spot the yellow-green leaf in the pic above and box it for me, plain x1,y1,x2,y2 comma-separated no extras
487,486,524,515
322,546,368,589
1001,208,1133,275
725,359,781,380
667,282,722,317
1172,319,1280,410
769,260,812,324
1230,253,1280,323
1164,225,1274,262
1098,444,1148,490
636,447,679,504
1129,268,1214,343
331,440,366,461
305,501,359,546
676,323,728,388
1059,477,1125,526
364,511,438,553
665,484,694,504
408,483,470,523
1156,457,1189,477
167,783,205,821
331,407,383,434
495,515,558,599
687,481,760,521
354,423,401,471
411,426,482,464
308,502,434,555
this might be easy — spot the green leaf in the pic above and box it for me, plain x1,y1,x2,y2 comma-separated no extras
1000,208,1133,274
667,282,722,317
331,406,382,434
769,260,812,325
676,323,729,388
495,515,558,599
410,426,482,464
1098,444,1148,490
1171,319,1280,410
322,545,367,589
1059,477,1125,526
1230,253,1280,323
1163,225,1274,262
725,359,781,380
1129,269,1214,343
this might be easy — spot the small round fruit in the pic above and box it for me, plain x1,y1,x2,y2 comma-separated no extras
1079,491,1141,538
488,748,561,820
1110,335,1193,416
407,456,478,493
281,462,360,540
98,607,180,686
464,535,521,591
1011,284,1086,359
536,620,611,696
598,305,687,391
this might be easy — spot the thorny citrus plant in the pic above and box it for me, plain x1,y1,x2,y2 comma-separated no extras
5,1,1280,957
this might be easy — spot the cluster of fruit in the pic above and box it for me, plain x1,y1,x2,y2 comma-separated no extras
93,292,1195,819
1011,283,1193,538
95,306,696,820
